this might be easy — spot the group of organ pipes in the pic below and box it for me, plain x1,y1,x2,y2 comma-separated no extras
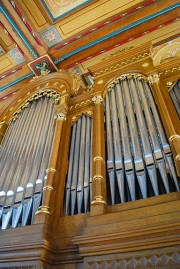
0,73,179,229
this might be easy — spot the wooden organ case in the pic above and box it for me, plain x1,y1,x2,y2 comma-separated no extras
0,45,180,269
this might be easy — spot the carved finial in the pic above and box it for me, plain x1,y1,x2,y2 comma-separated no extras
92,95,103,105
148,73,159,84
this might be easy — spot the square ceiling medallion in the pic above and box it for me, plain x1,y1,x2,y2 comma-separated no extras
28,54,58,76
40,26,62,47
42,0,92,21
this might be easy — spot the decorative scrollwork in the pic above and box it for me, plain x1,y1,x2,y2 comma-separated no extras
9,90,60,123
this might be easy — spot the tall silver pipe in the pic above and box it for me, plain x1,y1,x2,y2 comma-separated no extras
37,101,55,180
77,115,86,214
71,117,82,215
0,112,26,190
116,80,139,200
6,102,40,192
27,98,53,184
105,93,116,204
144,82,170,153
110,88,126,202
1,103,36,193
169,81,180,117
138,79,170,193
144,82,179,191
0,121,14,160
122,78,145,200
65,122,77,215
129,77,158,197
83,116,91,213
19,99,45,188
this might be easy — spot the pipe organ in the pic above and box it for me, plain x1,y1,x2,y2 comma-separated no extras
169,80,180,117
65,115,92,215
0,70,179,268
105,74,179,205
0,93,56,229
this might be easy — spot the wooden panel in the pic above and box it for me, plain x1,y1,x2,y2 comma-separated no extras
55,0,145,39
0,30,14,52
18,0,50,31
0,54,16,74
58,9,179,69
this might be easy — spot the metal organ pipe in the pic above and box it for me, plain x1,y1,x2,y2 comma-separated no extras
144,82,179,191
65,115,92,215
70,117,82,215
0,95,56,229
105,93,116,204
105,74,179,205
122,78,146,200
84,116,91,212
137,79,170,193
169,80,180,117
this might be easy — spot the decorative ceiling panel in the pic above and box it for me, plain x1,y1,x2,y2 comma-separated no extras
42,0,92,21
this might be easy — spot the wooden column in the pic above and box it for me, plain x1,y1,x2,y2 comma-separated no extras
0,121,8,144
91,95,106,216
34,96,69,224
148,74,180,176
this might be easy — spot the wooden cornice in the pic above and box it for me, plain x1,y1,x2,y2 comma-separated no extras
88,42,151,77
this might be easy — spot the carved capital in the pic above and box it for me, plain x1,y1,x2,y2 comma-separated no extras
148,74,159,84
92,95,103,105
55,112,67,121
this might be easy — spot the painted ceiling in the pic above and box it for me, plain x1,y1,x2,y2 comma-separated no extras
0,0,179,108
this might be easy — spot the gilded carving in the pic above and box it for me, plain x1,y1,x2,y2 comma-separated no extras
55,112,67,121
46,168,57,173
148,74,159,84
9,90,60,123
35,205,52,215
93,156,103,162
43,185,54,192
151,37,180,66
158,66,180,77
169,134,180,142
94,52,150,77
92,95,103,105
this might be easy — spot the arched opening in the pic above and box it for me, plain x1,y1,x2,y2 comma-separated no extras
104,73,179,205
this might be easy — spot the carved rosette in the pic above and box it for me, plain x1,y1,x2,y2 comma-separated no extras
92,95,103,105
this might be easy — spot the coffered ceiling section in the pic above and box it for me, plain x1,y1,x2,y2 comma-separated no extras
0,0,179,102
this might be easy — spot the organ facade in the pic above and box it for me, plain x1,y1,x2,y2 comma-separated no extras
0,0,179,268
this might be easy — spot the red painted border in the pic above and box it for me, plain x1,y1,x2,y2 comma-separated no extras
0,67,22,81
0,22,24,55
9,0,43,46
55,0,157,50
1,17,179,101
66,17,179,69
